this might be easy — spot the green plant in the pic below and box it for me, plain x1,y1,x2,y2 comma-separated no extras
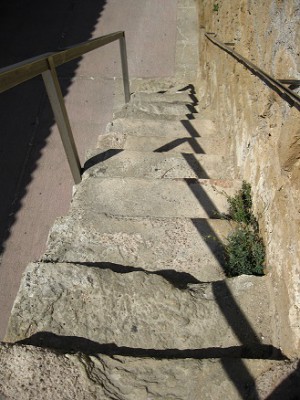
223,181,265,277
224,227,265,277
213,3,219,12
228,181,253,225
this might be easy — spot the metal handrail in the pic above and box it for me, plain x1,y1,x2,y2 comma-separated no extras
0,31,130,183
205,33,300,109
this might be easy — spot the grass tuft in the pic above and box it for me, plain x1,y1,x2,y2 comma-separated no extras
213,3,219,12
225,227,265,277
228,181,252,224
224,181,265,277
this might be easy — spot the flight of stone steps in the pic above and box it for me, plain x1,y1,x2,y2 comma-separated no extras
1,82,299,399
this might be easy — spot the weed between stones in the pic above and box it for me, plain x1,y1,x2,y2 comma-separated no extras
224,181,265,277
213,3,219,12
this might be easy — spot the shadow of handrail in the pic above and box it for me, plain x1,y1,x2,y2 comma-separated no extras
154,137,205,153
17,332,287,398
181,119,201,137
177,114,285,397
18,332,285,360
83,149,123,171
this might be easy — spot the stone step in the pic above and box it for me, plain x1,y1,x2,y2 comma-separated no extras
112,78,198,112
106,117,217,137
43,213,234,282
84,149,233,180
113,106,194,121
128,77,197,93
6,262,279,358
96,132,226,155
1,342,294,400
131,91,197,105
71,177,241,219
129,93,197,117
131,99,197,116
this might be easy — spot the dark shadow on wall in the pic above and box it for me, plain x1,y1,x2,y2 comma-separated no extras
0,0,107,256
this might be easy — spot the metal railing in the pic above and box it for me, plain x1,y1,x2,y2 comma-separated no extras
0,31,130,184
205,33,300,109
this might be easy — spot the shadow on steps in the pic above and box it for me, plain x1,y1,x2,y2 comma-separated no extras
83,149,123,171
52,260,202,289
17,332,285,360
153,137,205,153
181,119,201,137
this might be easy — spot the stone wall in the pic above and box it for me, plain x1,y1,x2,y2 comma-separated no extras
196,0,300,357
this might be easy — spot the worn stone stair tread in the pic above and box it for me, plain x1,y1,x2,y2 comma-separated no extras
84,149,233,180
128,77,197,93
6,262,278,356
131,99,197,115
129,78,196,92
1,343,295,400
131,91,196,104
113,106,194,121
113,79,198,112
129,92,197,116
43,213,234,282
106,117,217,137
97,132,226,155
71,177,241,219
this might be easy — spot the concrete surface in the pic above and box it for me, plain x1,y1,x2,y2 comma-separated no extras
43,212,234,282
106,117,217,137
130,99,195,116
96,132,227,154
131,91,196,104
6,262,277,355
1,343,294,400
114,106,192,121
0,0,178,339
84,149,232,179
71,177,241,219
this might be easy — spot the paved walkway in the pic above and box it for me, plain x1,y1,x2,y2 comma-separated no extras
0,0,177,339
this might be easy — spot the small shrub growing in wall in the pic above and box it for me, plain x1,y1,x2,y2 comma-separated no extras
213,3,219,12
224,181,265,277
225,226,265,277
228,181,252,224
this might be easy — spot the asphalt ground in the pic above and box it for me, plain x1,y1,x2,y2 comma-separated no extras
0,0,177,339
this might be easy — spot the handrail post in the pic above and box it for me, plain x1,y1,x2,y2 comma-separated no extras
42,57,82,184
119,33,131,103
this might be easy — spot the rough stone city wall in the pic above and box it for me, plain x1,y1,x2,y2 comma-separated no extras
196,0,300,357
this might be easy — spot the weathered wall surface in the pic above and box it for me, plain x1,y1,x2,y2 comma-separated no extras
197,0,300,357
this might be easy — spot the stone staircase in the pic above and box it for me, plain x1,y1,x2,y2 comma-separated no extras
1,82,299,399
1,0,299,395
